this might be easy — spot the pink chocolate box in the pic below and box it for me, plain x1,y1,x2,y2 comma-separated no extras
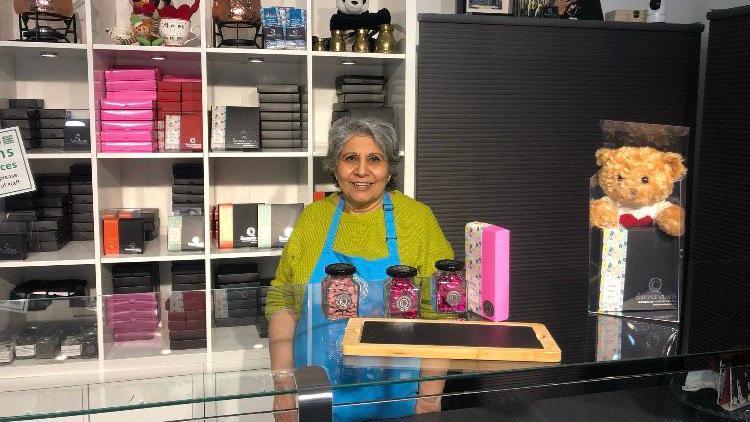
113,331,156,342
480,225,510,322
105,68,161,81
101,130,155,143
106,80,158,91
107,90,158,101
101,142,158,152
100,99,156,110
101,109,155,121
101,121,155,131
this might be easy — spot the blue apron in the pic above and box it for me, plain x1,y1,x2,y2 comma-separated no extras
293,193,419,421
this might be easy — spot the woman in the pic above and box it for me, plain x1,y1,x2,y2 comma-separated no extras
266,117,453,421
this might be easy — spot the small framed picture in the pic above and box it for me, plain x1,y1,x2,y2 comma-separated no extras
457,0,514,15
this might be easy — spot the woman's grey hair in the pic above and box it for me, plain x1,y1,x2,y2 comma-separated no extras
324,117,400,190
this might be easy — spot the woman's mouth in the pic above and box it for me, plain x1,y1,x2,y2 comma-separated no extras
351,182,373,190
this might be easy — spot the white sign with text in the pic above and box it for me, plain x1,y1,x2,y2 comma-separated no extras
0,127,36,198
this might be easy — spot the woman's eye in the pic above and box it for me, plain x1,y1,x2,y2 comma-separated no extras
368,156,381,163
641,176,649,184
344,155,357,162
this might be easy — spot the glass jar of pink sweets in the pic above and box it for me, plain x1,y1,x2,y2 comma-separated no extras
431,259,467,314
322,263,359,320
384,265,420,319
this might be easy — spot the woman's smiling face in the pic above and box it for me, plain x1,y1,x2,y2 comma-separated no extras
335,134,390,213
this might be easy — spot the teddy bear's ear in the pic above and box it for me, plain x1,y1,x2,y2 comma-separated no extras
663,152,687,181
595,148,613,167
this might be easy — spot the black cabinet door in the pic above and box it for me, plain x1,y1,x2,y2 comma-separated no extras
417,15,701,361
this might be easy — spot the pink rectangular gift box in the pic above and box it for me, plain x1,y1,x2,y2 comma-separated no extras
107,308,159,321
101,121,155,131
109,319,159,332
101,142,157,152
100,99,156,110
106,80,158,92
100,109,155,121
101,130,155,143
105,68,161,82
107,90,158,101
113,331,155,342
465,222,510,322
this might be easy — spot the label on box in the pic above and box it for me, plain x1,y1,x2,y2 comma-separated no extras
465,222,486,316
598,228,627,312
61,344,81,357
15,344,35,357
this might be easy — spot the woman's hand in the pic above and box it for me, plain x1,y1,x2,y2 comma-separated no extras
273,393,298,422
415,395,442,414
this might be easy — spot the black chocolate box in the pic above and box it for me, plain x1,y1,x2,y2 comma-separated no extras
591,227,679,311
0,233,27,260
271,204,303,248
72,231,94,241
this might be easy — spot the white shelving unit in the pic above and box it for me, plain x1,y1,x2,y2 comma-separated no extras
0,0,419,389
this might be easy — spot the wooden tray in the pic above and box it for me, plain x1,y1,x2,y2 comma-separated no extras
342,318,562,363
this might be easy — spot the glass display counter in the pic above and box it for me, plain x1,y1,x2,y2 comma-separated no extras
0,288,746,422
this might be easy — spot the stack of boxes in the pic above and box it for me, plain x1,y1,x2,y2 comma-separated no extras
28,174,71,252
107,263,159,342
38,109,67,150
171,261,205,291
258,84,307,148
0,164,94,260
100,69,160,153
168,261,206,350
213,264,260,327
70,164,94,241
331,75,395,129
1,99,43,150
172,163,204,214
102,208,160,256
159,77,203,152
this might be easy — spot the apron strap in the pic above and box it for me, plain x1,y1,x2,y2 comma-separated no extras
383,193,398,257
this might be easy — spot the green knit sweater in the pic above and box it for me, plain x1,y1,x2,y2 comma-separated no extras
265,191,454,320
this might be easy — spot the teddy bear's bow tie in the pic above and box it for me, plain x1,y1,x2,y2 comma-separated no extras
619,214,654,228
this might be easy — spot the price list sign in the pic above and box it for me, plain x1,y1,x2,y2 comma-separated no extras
0,127,35,198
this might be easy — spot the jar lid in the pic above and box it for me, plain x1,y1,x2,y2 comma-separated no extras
386,265,417,278
435,259,464,271
325,263,356,276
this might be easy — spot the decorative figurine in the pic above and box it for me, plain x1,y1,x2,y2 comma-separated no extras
330,0,391,32
130,0,164,46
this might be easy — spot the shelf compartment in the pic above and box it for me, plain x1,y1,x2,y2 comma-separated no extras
100,238,205,264
0,241,96,268
90,0,203,47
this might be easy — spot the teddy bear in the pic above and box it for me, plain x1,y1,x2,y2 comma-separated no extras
330,0,391,32
589,146,687,236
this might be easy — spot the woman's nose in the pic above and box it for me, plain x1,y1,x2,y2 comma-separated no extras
354,161,368,176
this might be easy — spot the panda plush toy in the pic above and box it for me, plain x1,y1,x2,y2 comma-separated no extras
330,0,391,32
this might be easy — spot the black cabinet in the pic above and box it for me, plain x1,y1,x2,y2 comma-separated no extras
416,15,702,361
683,6,750,354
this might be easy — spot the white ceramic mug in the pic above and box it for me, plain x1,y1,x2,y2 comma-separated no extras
158,18,199,46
